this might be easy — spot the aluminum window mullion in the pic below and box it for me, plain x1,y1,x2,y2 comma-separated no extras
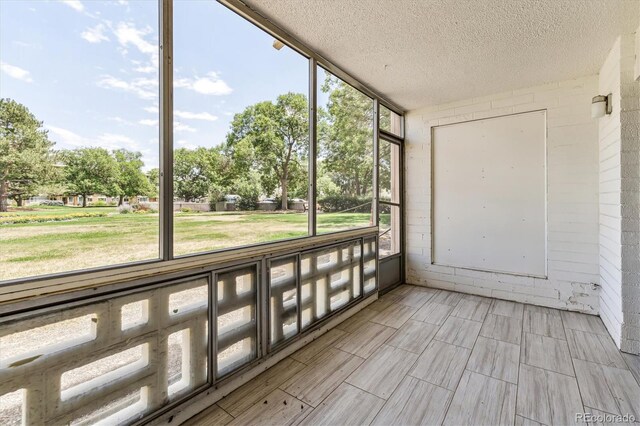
309,58,317,236
259,259,268,359
380,201,401,208
379,131,403,145
373,99,380,227
159,0,173,261
208,271,215,385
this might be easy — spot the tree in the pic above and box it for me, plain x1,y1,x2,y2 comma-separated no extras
173,147,224,202
63,147,118,207
318,76,374,197
226,93,308,210
146,168,160,199
0,98,56,211
113,149,152,205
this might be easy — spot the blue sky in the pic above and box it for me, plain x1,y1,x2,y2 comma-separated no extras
0,0,310,170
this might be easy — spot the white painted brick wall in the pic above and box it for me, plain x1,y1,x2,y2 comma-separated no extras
598,37,624,347
405,75,600,314
619,32,640,354
596,33,640,354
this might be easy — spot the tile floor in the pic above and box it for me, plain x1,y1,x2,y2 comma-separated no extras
186,285,640,426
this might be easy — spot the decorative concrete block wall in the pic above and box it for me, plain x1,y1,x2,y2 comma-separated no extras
405,76,600,313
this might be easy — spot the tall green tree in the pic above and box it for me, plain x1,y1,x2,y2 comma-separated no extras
318,76,374,197
63,147,118,207
226,93,309,210
173,147,224,202
113,149,152,205
0,98,56,211
146,168,160,199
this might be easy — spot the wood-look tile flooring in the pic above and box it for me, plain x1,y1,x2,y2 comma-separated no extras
186,285,640,426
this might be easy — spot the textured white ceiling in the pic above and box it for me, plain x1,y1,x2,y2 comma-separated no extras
242,0,639,110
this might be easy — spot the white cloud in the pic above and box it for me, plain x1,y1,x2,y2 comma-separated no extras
81,24,109,43
13,41,38,49
139,119,158,126
60,0,84,12
175,72,232,96
47,126,141,151
134,65,155,74
114,22,154,54
174,110,218,122
143,105,159,113
176,140,197,149
47,126,155,166
174,122,196,133
47,126,85,146
0,62,33,83
113,22,158,67
107,116,133,125
96,133,141,151
97,75,157,100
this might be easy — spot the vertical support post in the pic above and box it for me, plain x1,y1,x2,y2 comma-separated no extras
260,260,268,358
295,253,301,336
308,59,318,236
399,135,405,284
373,99,380,227
210,272,218,381
159,0,173,260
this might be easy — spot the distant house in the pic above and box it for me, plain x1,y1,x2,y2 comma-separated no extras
25,194,156,207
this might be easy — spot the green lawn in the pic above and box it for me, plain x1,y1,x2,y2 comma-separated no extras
0,206,380,281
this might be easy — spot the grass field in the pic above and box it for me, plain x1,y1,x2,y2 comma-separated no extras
0,206,379,281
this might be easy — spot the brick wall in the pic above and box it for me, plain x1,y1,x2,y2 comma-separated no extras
598,37,624,347
596,34,640,354
619,33,640,354
405,76,600,313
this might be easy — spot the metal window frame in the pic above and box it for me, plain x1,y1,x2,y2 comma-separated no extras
378,123,405,290
160,0,173,261
379,103,405,139
308,59,318,236
0,0,402,294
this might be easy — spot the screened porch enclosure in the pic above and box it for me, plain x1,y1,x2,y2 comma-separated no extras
1,0,640,425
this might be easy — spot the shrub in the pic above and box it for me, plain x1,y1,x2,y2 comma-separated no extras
0,212,107,225
233,179,261,211
317,196,372,213
117,205,133,214
208,184,228,210
131,203,156,213
91,200,108,207
275,196,287,210
180,207,193,213
39,200,64,206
